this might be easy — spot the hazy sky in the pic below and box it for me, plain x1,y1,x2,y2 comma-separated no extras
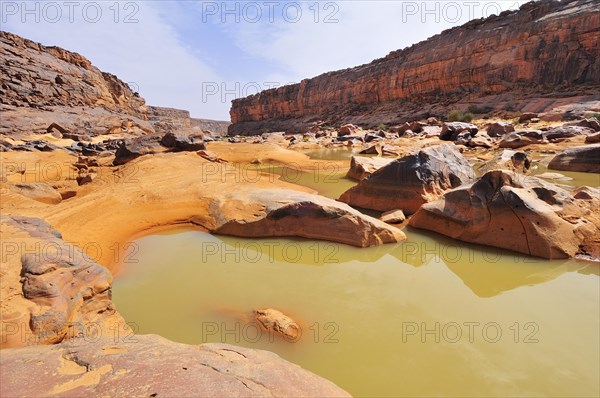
2,1,526,120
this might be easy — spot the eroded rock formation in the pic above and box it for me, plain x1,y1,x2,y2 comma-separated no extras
0,215,129,348
339,144,475,214
410,170,600,259
213,188,406,247
229,0,600,135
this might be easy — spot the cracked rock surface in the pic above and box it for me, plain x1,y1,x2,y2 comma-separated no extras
0,335,350,397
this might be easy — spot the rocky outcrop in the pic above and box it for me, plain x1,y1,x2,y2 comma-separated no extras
499,130,545,148
346,156,394,181
229,0,600,135
0,215,128,348
112,132,206,165
410,170,600,259
213,188,406,247
548,144,600,172
0,335,350,397
486,122,515,137
339,144,475,214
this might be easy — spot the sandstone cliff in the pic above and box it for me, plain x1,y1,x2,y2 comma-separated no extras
229,0,600,135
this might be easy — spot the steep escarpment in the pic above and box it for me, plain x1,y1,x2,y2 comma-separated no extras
229,0,600,135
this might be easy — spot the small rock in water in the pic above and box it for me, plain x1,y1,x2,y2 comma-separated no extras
380,209,406,224
254,308,300,341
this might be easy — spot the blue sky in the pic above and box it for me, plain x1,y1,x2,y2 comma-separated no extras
1,1,525,120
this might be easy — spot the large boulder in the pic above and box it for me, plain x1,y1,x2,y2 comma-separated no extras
548,144,600,173
586,132,600,143
499,130,545,148
339,144,475,214
113,135,164,166
564,118,600,131
543,125,594,142
440,122,478,141
410,170,600,259
486,122,515,137
213,188,406,247
160,132,206,152
346,156,394,181
0,335,350,397
338,124,359,136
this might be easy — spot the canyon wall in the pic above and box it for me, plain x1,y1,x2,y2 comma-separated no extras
0,31,146,117
0,31,229,138
229,0,600,135
148,106,230,136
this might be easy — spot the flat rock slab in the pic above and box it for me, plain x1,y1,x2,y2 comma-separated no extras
0,335,350,397
213,188,406,247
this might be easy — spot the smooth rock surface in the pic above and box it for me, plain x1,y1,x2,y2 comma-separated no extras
213,188,406,247
548,144,600,173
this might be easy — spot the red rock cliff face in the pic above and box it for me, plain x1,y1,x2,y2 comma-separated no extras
229,0,600,135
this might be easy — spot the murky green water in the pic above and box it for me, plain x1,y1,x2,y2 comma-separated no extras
113,150,600,397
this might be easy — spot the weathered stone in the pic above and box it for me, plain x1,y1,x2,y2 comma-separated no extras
10,182,62,204
160,132,206,152
585,132,600,143
480,150,531,174
0,335,350,397
338,124,358,136
254,309,300,340
380,209,406,224
0,215,128,347
347,156,394,181
499,130,545,148
410,170,600,259
339,144,475,214
543,125,594,142
486,122,515,137
519,112,538,123
548,144,600,173
440,122,478,141
213,189,406,247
